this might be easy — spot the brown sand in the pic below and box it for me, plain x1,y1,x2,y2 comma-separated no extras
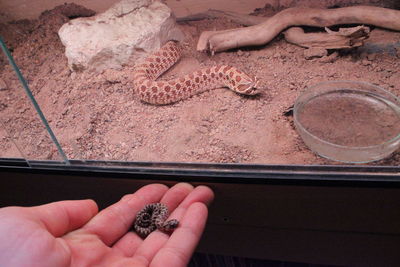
0,4,399,165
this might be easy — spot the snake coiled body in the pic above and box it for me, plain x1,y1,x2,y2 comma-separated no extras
133,41,260,105
133,203,179,238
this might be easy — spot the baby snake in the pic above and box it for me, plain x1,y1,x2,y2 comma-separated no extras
133,203,179,238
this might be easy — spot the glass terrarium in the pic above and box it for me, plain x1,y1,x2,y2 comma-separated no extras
1,0,400,266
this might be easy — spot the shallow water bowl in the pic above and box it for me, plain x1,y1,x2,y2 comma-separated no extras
294,81,400,163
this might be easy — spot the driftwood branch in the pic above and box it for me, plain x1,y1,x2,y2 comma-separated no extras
284,25,370,49
196,6,400,53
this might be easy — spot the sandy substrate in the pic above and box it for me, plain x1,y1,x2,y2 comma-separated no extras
0,4,399,165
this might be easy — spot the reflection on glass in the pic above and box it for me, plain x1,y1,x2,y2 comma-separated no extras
0,36,69,164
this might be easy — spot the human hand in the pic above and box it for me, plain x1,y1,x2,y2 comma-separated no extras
0,183,214,267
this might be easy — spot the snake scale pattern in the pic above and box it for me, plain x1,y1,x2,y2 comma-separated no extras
133,41,261,105
133,203,179,238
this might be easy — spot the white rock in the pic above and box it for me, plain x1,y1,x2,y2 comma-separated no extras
58,0,184,72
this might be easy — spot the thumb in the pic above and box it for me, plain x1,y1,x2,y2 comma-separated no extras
31,199,98,237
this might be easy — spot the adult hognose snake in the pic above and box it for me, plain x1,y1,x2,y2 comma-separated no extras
133,41,261,104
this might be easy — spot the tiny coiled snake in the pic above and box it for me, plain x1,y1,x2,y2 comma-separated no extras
133,203,179,238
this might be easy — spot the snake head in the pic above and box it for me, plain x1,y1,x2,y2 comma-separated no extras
162,219,179,231
234,73,261,95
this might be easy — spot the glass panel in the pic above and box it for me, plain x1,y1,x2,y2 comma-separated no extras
0,36,69,164
1,2,400,168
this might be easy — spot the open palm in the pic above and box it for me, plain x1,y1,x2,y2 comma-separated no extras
0,183,214,267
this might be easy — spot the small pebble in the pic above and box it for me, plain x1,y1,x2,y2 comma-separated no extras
304,47,327,60
395,47,400,58
320,52,339,63
366,53,376,61
361,59,371,66
102,69,122,83
0,78,7,90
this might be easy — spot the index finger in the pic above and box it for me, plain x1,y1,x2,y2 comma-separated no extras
150,202,209,267
83,183,168,246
